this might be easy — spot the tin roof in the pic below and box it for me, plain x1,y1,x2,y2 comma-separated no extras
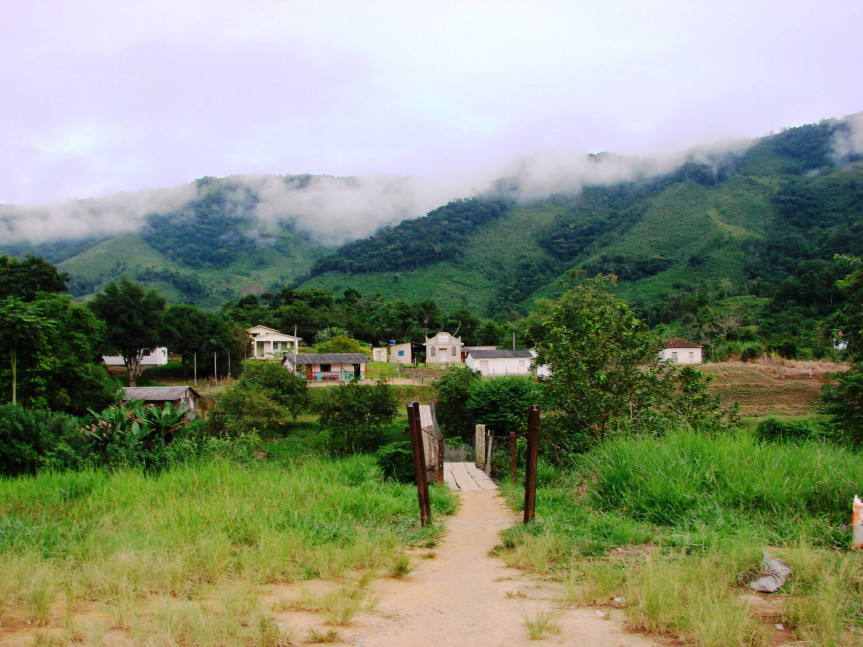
665,338,703,349
123,386,199,401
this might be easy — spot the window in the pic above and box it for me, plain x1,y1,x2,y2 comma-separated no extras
689,351,694,359
430,347,436,357
671,352,678,363
319,364,331,372
451,346,456,356
398,350,404,356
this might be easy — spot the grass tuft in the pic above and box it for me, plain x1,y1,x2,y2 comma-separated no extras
522,609,562,640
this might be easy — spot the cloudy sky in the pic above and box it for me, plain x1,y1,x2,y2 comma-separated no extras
2,0,862,209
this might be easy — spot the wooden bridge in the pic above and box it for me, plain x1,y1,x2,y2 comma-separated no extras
443,461,497,491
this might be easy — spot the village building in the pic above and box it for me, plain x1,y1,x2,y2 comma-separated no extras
283,353,369,382
659,338,703,364
246,325,301,359
461,345,496,362
465,349,536,377
103,347,168,367
122,385,201,418
424,332,463,365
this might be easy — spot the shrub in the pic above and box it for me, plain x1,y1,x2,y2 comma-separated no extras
0,405,82,476
754,417,820,444
376,441,414,483
317,379,399,453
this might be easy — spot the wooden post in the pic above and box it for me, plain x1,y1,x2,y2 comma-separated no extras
523,405,540,524
484,433,494,477
437,434,444,482
406,402,431,526
510,431,517,485
475,424,486,469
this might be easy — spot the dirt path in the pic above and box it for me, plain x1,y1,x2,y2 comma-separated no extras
343,488,659,647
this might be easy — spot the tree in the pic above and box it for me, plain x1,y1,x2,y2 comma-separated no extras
537,273,673,446
433,366,482,441
0,255,68,300
820,255,863,446
25,294,119,414
317,379,398,452
0,297,52,404
315,335,371,356
465,377,543,436
164,305,240,379
88,278,166,386
209,361,309,436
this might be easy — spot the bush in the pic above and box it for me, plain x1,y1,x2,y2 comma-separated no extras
317,379,399,453
376,440,414,483
0,405,83,476
754,417,821,444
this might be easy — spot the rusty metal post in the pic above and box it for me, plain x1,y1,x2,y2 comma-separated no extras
406,402,430,526
510,431,517,485
523,405,540,524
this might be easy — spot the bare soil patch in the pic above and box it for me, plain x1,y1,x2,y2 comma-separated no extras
701,359,847,417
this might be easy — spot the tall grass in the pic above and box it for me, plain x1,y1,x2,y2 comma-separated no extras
497,429,863,647
0,454,456,640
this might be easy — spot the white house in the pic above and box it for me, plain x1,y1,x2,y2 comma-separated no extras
103,347,168,367
465,349,535,377
246,325,301,359
659,338,703,364
283,353,369,382
424,332,463,365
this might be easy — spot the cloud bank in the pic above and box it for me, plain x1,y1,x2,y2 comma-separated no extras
3,114,858,249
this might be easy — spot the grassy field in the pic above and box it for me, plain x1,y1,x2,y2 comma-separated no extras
496,430,863,647
0,455,457,645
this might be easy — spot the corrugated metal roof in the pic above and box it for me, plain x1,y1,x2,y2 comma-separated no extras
284,353,370,365
468,349,534,359
123,386,199,401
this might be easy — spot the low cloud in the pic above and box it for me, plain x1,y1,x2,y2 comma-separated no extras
0,184,196,244
0,137,758,247
831,111,863,162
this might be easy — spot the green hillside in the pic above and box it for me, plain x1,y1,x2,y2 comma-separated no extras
301,118,863,321
56,180,331,308
5,114,862,330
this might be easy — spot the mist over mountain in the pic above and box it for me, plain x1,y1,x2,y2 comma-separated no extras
0,112,861,313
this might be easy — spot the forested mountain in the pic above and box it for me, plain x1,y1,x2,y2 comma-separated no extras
300,117,863,335
1,114,861,350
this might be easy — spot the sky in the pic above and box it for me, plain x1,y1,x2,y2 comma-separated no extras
2,0,862,241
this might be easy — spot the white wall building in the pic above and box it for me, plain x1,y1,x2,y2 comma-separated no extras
103,347,168,366
464,349,548,377
659,338,703,364
247,325,301,359
424,332,463,365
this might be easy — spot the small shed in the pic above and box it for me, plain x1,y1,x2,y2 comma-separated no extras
389,342,413,364
659,338,703,364
122,386,201,417
465,349,535,376
283,353,369,382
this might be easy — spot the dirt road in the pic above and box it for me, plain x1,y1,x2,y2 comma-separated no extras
343,488,658,646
